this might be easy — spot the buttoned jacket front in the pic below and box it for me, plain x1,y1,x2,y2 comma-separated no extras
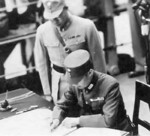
53,71,131,131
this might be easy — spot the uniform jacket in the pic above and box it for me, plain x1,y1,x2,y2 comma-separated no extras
52,70,132,131
34,14,106,95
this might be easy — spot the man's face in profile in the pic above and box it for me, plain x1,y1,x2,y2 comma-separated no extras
50,9,68,28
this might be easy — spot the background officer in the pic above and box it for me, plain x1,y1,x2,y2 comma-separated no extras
50,49,132,132
34,0,106,104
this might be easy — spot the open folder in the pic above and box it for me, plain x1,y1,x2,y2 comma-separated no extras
66,127,129,136
51,122,129,136
51,126,129,136
0,107,129,136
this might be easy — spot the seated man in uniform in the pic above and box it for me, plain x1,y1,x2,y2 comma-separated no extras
50,49,133,132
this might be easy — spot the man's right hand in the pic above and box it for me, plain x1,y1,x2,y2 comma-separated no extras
42,95,53,102
50,119,60,132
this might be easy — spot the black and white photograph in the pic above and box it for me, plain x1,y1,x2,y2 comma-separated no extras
0,0,150,135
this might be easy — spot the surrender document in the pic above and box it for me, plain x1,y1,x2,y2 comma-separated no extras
0,108,129,136
67,127,129,136
0,108,77,136
0,108,52,136
51,125,77,136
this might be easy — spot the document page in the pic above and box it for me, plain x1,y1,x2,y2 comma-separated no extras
0,108,52,136
0,108,129,136
51,125,77,136
67,127,129,136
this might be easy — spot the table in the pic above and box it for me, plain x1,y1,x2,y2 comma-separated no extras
0,88,53,119
0,114,129,136
0,88,129,136
0,108,52,136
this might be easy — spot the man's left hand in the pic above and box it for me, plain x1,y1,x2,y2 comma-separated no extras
62,117,80,128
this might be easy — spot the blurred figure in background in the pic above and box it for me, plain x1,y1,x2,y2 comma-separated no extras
5,0,38,28
4,0,39,69
128,0,149,78
0,0,39,93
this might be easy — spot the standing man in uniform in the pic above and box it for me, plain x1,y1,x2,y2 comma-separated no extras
34,0,106,104
50,49,133,132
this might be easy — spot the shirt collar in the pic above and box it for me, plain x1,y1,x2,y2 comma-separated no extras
60,13,72,32
79,71,97,94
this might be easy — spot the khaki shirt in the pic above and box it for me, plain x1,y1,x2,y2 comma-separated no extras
34,14,106,96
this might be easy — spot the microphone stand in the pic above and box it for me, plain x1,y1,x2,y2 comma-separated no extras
132,0,150,84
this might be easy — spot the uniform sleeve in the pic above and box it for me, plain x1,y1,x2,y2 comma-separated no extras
86,21,107,73
52,88,78,122
79,83,121,128
34,27,51,95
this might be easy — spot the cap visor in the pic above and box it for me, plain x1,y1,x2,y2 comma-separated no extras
44,8,63,20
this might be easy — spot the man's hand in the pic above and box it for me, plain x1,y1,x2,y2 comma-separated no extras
50,119,60,132
43,95,53,102
62,117,80,128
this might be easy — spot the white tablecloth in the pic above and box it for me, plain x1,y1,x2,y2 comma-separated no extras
0,108,129,136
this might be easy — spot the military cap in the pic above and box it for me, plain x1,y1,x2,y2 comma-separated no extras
42,0,66,20
64,49,92,84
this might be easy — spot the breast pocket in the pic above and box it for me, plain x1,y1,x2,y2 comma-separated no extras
44,41,65,61
44,41,61,55
45,41,59,48
65,36,87,52
89,97,105,114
